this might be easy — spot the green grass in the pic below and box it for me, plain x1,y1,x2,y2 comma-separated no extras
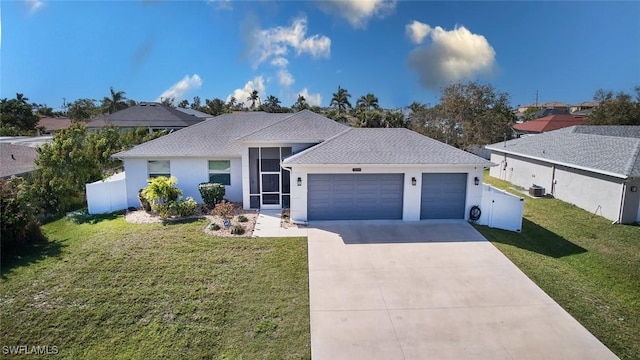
476,173,640,360
1,215,310,359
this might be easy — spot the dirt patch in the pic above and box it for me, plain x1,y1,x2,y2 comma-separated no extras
125,204,258,237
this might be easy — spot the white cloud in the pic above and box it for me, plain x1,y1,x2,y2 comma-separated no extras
405,20,431,45
277,69,295,87
226,76,266,105
317,0,396,29
207,0,232,11
25,0,45,14
270,57,289,68
407,24,496,90
156,74,203,103
250,16,331,69
298,88,322,107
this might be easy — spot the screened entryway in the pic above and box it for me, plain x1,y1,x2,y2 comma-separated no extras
248,147,292,209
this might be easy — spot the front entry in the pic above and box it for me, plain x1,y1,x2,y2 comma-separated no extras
249,147,291,209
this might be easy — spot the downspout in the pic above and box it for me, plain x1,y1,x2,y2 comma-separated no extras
615,181,628,224
551,165,556,197
280,162,308,226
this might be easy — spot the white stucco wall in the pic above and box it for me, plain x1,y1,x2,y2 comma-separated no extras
490,152,553,193
123,157,243,208
288,165,485,223
553,166,623,222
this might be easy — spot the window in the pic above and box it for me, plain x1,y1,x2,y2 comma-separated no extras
148,160,170,178
209,160,231,185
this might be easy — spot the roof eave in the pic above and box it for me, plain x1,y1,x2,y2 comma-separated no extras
486,146,628,179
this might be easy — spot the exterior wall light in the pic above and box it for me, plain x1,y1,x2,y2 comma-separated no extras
631,186,638,192
474,177,480,186
297,177,302,186
411,177,417,186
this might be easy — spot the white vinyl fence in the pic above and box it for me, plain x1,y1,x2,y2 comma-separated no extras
476,184,524,232
86,172,128,214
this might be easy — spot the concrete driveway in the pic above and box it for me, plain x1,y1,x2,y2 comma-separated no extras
307,220,617,360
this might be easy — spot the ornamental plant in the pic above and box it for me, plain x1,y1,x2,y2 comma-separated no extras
198,182,225,209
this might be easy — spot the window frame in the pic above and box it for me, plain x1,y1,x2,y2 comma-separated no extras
208,160,231,186
148,160,170,178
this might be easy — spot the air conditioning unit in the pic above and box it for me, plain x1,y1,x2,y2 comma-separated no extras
529,185,545,197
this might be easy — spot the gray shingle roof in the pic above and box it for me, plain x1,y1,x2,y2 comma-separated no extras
486,126,640,178
174,108,215,119
237,110,348,142
88,102,205,129
113,112,291,158
0,143,38,178
283,128,493,166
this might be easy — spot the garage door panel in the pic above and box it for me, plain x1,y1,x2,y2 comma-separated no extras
308,174,404,220
421,173,467,219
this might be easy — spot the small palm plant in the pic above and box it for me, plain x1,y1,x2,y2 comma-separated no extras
141,176,182,210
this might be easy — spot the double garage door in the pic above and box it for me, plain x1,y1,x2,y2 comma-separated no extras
307,173,467,220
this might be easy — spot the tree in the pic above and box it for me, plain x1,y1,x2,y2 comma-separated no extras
66,98,99,122
190,96,202,110
409,82,515,149
1,177,43,252
330,86,352,116
178,99,189,108
160,97,176,108
226,96,238,111
247,90,260,110
356,93,380,111
587,86,640,125
204,98,227,116
261,95,289,113
0,93,40,135
101,87,128,114
292,94,309,112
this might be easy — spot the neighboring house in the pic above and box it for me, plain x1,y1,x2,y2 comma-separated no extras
114,110,492,223
0,143,38,178
513,114,587,136
87,102,205,132
517,101,570,114
36,116,72,135
174,107,215,120
570,101,599,114
486,126,640,223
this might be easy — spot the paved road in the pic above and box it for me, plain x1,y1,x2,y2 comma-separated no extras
307,220,618,360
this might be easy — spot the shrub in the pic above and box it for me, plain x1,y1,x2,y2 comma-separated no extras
138,189,152,212
1,177,44,252
142,176,182,211
209,223,221,231
198,183,225,209
231,225,245,235
175,197,197,217
213,200,235,220
236,214,248,222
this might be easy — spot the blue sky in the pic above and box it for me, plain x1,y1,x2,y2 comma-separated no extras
2,1,639,111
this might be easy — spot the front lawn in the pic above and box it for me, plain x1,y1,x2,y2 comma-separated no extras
476,174,640,360
0,216,310,359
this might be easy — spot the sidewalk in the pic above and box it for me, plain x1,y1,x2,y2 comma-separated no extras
252,209,308,237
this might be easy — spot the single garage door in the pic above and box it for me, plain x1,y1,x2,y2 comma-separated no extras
308,174,404,220
421,173,467,219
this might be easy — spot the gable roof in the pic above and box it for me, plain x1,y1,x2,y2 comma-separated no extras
0,143,38,178
113,110,346,158
513,114,586,133
283,128,493,166
87,102,205,129
236,110,348,143
486,126,640,178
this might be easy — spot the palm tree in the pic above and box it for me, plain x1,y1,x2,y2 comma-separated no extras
247,90,260,110
356,93,379,111
15,93,29,105
264,95,281,109
330,86,352,115
293,94,309,112
101,87,128,114
226,96,237,110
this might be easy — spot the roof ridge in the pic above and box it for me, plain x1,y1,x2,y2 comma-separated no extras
282,127,352,163
232,112,297,141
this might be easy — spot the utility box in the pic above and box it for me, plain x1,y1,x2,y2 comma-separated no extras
529,184,545,197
